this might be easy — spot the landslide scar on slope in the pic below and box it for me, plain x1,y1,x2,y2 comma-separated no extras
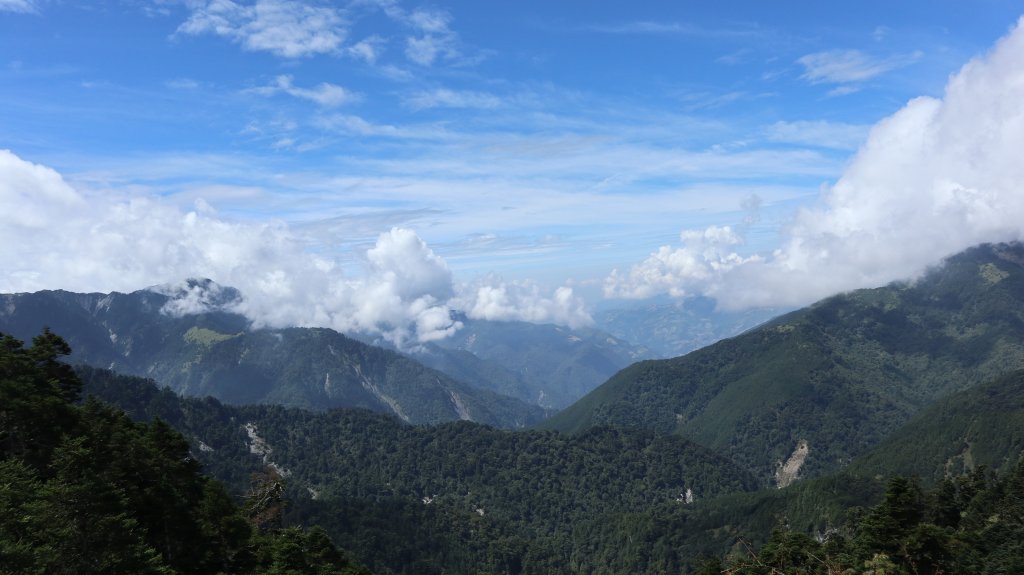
775,439,809,489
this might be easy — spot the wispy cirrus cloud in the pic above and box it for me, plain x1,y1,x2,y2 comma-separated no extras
764,120,869,150
0,0,37,13
164,77,201,90
583,20,770,41
249,74,357,107
314,113,450,139
404,88,502,110
177,0,347,58
797,49,924,93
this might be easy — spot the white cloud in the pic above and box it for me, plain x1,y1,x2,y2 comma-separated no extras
405,34,451,66
0,0,36,13
152,279,241,316
604,226,759,299
397,7,459,66
177,0,346,58
314,113,449,140
608,17,1024,309
407,8,450,33
0,150,602,345
826,85,863,98
404,88,501,110
456,278,592,329
347,35,385,64
0,150,458,346
798,49,923,85
250,75,357,107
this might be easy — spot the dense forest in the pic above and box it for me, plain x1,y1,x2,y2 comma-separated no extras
714,466,1024,574
546,244,1024,483
0,330,370,575
76,359,1024,574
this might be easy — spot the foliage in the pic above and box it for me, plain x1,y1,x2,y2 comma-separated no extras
79,351,1024,575
545,243,1024,483
0,331,371,575
848,369,1024,482
721,461,1024,575
81,364,764,575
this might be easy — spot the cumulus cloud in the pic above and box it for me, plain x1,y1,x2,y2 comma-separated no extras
604,226,759,300
250,75,356,107
0,150,594,345
0,150,455,345
456,278,593,329
608,17,1024,309
177,0,346,58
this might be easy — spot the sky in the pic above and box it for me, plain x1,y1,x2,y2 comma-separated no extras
2,1,1024,345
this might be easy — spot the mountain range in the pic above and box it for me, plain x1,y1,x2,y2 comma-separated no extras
545,243,1024,483
410,316,652,409
5,242,1024,574
0,282,544,427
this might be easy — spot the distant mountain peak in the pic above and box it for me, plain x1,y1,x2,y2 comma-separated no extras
145,278,244,317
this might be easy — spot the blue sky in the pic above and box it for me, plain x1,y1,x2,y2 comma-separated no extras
3,1,1024,343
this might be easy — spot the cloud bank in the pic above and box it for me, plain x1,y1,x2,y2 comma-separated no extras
0,150,587,346
455,278,592,329
607,17,1024,309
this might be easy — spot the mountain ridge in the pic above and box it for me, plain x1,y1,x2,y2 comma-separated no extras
0,286,544,427
543,242,1024,483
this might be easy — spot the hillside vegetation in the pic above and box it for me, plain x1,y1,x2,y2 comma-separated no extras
79,365,759,575
545,243,1024,483
80,357,1024,574
0,330,370,575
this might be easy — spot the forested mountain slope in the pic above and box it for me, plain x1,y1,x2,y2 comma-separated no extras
78,365,759,575
0,330,370,575
72,319,1024,575
0,282,544,427
847,368,1024,482
545,243,1024,483
81,359,1024,575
